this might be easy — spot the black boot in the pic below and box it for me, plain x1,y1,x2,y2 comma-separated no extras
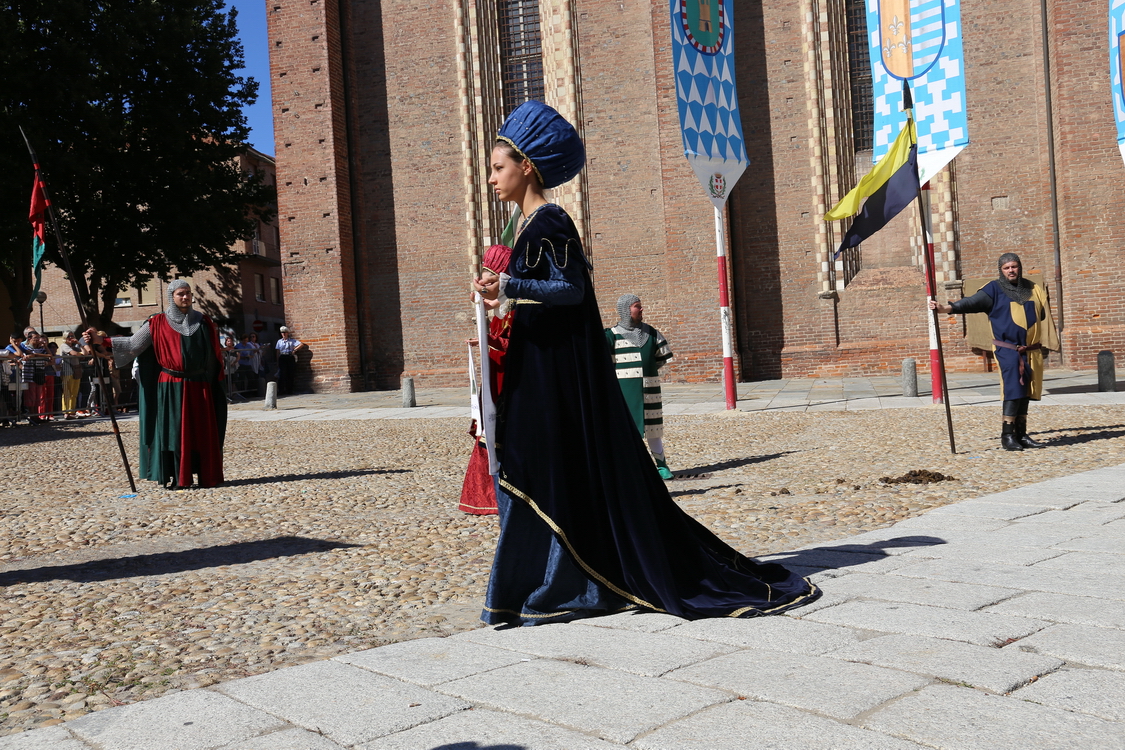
1015,417,1045,448
1001,421,1024,451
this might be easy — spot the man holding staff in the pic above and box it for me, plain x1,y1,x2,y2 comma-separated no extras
930,253,1058,451
91,280,227,487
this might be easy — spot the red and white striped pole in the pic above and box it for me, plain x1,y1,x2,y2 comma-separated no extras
919,182,942,404
715,206,737,409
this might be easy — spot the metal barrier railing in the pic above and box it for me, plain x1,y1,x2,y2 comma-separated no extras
0,351,273,427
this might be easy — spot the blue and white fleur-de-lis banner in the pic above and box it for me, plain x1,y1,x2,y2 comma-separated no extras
1111,0,1125,165
668,0,748,209
868,0,969,184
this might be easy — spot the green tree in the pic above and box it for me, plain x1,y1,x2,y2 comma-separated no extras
0,0,275,332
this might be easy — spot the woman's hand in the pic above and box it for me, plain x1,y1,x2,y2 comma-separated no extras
473,276,499,301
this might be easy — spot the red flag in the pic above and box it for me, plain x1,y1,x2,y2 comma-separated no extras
28,170,49,306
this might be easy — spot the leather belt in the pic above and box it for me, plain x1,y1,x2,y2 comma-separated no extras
992,340,1042,386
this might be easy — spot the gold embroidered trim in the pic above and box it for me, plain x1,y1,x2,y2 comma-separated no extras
500,479,822,619
515,299,542,305
499,477,666,613
496,136,544,185
482,605,577,619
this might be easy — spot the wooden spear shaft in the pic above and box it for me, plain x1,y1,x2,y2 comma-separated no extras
19,127,137,492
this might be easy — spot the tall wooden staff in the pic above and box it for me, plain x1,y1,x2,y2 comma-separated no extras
901,85,956,455
19,127,138,492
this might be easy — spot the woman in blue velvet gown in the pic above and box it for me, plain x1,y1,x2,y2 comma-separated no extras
474,101,818,626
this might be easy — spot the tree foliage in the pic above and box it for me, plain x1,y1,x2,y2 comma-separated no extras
0,0,275,331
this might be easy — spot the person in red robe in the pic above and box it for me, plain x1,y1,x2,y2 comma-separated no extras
459,244,514,515
98,280,227,488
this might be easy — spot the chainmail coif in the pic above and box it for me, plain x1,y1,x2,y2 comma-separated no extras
614,293,649,347
996,252,1033,304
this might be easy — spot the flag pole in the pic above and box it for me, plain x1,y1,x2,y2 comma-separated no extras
714,206,737,410
19,127,138,492
901,87,956,454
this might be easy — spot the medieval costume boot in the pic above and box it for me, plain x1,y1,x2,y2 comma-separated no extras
653,452,674,480
1001,421,1024,451
1015,416,1045,448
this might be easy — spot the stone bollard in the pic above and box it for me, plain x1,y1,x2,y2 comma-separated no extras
902,358,918,397
402,376,416,407
263,381,278,409
1097,350,1116,392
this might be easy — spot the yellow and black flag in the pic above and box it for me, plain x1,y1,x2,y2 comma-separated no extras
825,118,917,257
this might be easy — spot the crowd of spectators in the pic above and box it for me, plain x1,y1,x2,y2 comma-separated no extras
0,325,290,426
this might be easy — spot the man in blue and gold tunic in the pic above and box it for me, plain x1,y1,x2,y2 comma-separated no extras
606,294,674,478
932,253,1059,451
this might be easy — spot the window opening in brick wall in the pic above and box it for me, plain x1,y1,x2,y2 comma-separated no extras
254,273,266,303
846,0,874,153
498,0,544,113
269,276,281,305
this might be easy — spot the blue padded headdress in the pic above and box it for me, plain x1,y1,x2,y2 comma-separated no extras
497,101,585,190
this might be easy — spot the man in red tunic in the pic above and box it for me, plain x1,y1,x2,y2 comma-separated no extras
97,280,227,488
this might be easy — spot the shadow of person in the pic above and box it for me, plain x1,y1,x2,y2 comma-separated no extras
0,536,360,585
428,744,526,750
762,536,947,573
680,452,797,474
1027,424,1125,447
221,467,410,487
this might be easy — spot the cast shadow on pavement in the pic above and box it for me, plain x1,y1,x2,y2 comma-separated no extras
762,536,946,573
1028,424,1125,447
668,483,742,499
680,452,797,475
0,536,359,586
1045,381,1125,394
221,468,411,487
428,744,525,750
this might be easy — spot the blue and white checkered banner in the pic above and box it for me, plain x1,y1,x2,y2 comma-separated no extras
1111,0,1125,165
668,0,748,209
868,0,969,183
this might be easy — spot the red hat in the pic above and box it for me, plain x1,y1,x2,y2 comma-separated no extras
481,244,513,275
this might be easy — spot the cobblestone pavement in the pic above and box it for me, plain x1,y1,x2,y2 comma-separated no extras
0,378,1123,737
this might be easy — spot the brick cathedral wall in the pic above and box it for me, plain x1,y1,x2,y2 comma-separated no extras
268,0,361,393
1048,1,1125,368
266,0,1122,391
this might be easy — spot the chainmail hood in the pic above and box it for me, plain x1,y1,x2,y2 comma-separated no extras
165,279,203,336
614,294,648,347
996,253,1033,304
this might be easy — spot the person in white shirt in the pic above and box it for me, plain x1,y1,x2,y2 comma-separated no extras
275,326,306,395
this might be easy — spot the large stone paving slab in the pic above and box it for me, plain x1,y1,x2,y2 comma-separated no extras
803,600,1050,646
887,558,1122,600
1052,530,1125,554
824,571,1022,610
580,611,687,633
66,690,285,750
631,700,928,750
862,683,1123,749
1012,667,1125,722
0,726,90,750
669,614,865,655
216,727,346,749
1030,550,1125,578
434,659,729,745
362,709,626,749
217,660,468,747
1014,623,1125,670
335,636,529,687
897,540,1065,566
664,648,929,720
830,633,1063,693
923,501,1052,520
982,591,1125,629
455,622,734,677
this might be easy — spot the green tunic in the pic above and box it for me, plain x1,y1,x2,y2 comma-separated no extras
605,325,672,440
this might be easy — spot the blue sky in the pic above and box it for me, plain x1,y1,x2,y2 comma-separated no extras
227,0,273,156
